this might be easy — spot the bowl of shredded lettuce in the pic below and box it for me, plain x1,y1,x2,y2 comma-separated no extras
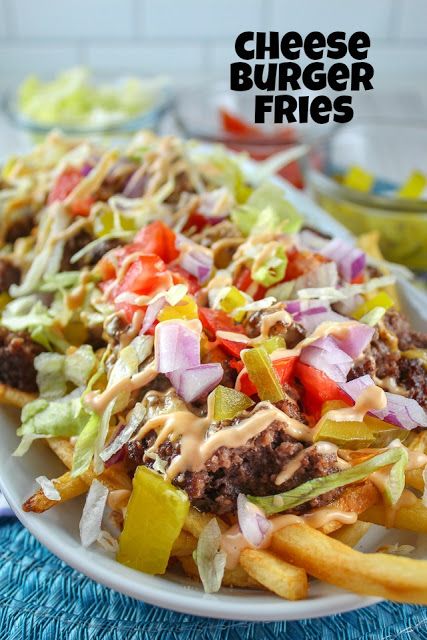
4,67,172,135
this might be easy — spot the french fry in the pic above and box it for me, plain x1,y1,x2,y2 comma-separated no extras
406,468,424,492
0,383,35,408
171,531,197,557
240,549,308,600
360,498,427,533
318,481,379,534
179,555,260,589
330,521,371,547
22,471,87,513
271,522,427,604
183,508,227,537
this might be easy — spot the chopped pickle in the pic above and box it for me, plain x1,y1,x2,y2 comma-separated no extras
343,165,374,192
0,292,11,312
319,402,406,448
352,291,394,320
398,171,427,199
241,346,284,402
314,419,376,449
252,246,288,287
262,335,286,354
94,208,136,237
117,466,189,575
219,286,247,315
359,306,386,326
158,295,198,321
212,385,253,421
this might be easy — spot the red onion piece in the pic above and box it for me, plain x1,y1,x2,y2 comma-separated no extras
123,166,148,198
168,363,223,403
300,335,354,383
334,324,374,359
155,321,201,373
321,239,366,282
180,249,212,284
79,480,109,548
142,296,166,334
292,307,347,334
237,494,272,548
80,163,93,177
341,376,427,430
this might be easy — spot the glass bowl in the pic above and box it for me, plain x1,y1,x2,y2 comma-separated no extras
175,82,335,189
305,120,427,271
2,77,173,144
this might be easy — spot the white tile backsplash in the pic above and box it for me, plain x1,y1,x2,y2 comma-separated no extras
398,0,427,40
270,0,394,39
87,43,205,75
10,0,135,39
0,45,79,81
142,0,262,39
0,0,425,85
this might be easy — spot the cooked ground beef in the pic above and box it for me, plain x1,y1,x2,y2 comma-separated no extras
124,399,339,515
243,305,306,348
77,237,122,268
5,215,35,243
60,230,93,271
0,327,43,391
0,258,20,292
61,231,121,270
95,158,139,202
165,172,194,204
348,309,427,408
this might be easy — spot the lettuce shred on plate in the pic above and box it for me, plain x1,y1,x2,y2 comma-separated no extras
1,130,427,595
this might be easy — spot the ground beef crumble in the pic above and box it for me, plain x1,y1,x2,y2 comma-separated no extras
0,327,43,391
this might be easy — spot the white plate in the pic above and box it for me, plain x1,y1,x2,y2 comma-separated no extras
1,174,426,621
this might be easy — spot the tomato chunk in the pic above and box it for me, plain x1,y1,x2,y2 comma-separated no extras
295,362,350,418
133,221,179,263
48,167,82,204
238,356,297,397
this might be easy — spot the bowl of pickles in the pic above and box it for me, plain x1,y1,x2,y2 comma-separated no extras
306,121,427,271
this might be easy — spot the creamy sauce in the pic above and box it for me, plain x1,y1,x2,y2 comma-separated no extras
374,375,409,396
120,309,144,348
221,506,357,569
86,362,158,414
260,310,292,339
131,401,314,480
66,271,92,311
215,330,250,344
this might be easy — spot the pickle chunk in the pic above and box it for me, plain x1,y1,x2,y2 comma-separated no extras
117,466,189,574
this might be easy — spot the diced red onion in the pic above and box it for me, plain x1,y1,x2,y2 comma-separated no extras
155,321,201,373
79,479,109,548
334,324,374,358
321,239,366,282
36,475,61,501
293,261,338,292
168,363,223,403
293,307,347,334
80,163,93,177
341,376,427,430
142,296,166,334
180,249,213,284
300,336,354,383
123,166,147,198
237,494,272,548
100,402,145,464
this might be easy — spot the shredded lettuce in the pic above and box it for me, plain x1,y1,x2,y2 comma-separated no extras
34,345,96,400
64,345,96,387
248,447,408,515
232,183,302,237
15,391,89,456
384,444,409,506
252,245,288,287
71,413,101,477
194,518,226,593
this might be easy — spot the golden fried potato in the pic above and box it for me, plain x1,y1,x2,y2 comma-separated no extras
330,521,371,547
240,548,308,600
360,498,427,534
272,523,427,604
179,555,260,589
0,383,35,408
171,531,197,557
22,471,87,513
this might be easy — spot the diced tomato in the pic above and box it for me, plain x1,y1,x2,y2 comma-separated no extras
183,211,209,233
294,362,350,418
112,255,173,322
220,108,261,137
238,356,297,397
229,359,244,373
198,307,247,357
69,196,95,217
285,248,330,282
169,265,200,295
133,221,179,263
48,167,83,204
233,266,266,301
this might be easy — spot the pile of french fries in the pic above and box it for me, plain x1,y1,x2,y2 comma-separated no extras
17,429,427,605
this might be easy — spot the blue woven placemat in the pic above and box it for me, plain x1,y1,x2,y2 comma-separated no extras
1,519,427,640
